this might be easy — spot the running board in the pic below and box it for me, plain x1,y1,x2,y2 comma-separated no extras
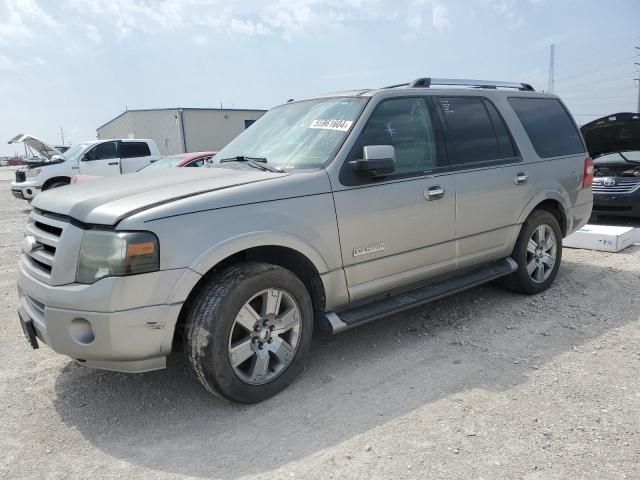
324,257,517,334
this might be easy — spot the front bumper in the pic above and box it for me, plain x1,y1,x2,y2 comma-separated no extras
592,191,640,218
16,261,200,373
11,180,41,201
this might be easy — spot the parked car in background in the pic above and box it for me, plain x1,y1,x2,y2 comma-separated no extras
16,78,592,403
6,157,26,166
71,151,217,185
10,136,160,201
142,151,217,170
581,113,640,220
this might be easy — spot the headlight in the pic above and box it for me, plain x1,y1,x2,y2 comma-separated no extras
77,230,159,284
25,168,41,178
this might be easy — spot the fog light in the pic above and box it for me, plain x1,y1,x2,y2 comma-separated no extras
69,318,95,345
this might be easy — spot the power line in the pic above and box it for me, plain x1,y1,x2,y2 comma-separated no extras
563,95,636,100
557,86,636,94
554,53,640,82
557,70,638,90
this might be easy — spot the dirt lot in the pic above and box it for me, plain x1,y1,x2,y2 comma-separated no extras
1,168,638,479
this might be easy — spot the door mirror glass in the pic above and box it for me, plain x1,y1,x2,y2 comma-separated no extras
349,145,396,178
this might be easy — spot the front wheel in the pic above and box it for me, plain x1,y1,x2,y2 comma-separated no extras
501,209,562,295
183,262,313,403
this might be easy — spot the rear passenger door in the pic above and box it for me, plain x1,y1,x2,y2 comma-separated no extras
333,96,456,303
119,141,153,173
434,96,530,269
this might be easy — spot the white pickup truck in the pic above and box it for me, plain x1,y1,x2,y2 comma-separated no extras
10,135,161,201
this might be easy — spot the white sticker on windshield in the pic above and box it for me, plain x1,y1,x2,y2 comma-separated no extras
309,119,353,131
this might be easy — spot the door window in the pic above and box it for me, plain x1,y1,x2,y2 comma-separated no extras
348,97,441,176
84,141,118,161
120,142,151,158
437,97,517,165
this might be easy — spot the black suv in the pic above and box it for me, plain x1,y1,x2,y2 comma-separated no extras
581,112,640,220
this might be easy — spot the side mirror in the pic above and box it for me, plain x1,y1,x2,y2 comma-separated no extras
349,145,396,178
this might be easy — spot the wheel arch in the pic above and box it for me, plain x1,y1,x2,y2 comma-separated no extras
42,176,71,190
517,192,569,237
171,236,330,350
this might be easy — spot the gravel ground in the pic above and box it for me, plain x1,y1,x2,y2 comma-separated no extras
1,167,639,479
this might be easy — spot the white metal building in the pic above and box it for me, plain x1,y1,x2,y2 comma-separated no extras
96,107,267,155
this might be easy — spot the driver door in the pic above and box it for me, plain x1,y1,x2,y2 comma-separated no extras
79,141,121,176
332,97,456,303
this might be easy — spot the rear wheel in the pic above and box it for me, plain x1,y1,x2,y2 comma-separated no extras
183,262,313,403
501,209,562,295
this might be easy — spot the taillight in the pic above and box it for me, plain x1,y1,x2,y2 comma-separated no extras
583,156,594,188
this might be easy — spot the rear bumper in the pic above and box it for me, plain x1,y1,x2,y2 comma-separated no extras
567,200,593,235
592,191,640,218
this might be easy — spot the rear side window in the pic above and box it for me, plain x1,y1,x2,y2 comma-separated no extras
120,142,151,158
508,98,585,158
437,97,516,165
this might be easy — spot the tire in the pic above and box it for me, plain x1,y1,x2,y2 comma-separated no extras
501,209,563,295
43,180,69,190
183,262,314,403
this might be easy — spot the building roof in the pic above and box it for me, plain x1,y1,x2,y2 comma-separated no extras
97,107,268,131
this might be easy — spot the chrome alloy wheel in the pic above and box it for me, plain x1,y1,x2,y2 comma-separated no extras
526,224,557,283
228,288,302,385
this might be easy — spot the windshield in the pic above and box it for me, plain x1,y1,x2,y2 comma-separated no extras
212,97,367,170
63,142,93,162
143,154,187,170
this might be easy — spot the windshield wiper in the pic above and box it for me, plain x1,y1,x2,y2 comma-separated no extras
219,155,283,173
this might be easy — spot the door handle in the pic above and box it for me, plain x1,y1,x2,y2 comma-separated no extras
108,161,119,165
514,172,528,185
424,185,445,201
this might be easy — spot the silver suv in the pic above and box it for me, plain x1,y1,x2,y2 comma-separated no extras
16,78,593,403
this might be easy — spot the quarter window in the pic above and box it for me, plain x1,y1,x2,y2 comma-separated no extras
437,97,516,165
351,97,441,174
508,97,585,158
120,142,151,158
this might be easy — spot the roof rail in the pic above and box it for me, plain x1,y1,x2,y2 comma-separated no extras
384,78,535,91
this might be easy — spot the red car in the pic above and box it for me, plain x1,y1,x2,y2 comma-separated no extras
71,151,217,184
6,157,25,166
141,151,217,170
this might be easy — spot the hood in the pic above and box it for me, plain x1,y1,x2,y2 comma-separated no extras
580,113,640,159
8,134,63,159
32,166,288,225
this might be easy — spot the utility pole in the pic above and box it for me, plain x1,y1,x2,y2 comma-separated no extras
635,47,640,113
60,127,65,147
548,44,555,94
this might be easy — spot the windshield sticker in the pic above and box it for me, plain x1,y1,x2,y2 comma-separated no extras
309,119,353,131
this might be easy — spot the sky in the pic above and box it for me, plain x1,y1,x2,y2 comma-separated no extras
0,0,638,156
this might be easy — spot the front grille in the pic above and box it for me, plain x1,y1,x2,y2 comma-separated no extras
21,211,66,283
592,177,640,194
15,170,26,182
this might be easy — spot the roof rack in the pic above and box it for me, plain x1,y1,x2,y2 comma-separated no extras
384,78,535,92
